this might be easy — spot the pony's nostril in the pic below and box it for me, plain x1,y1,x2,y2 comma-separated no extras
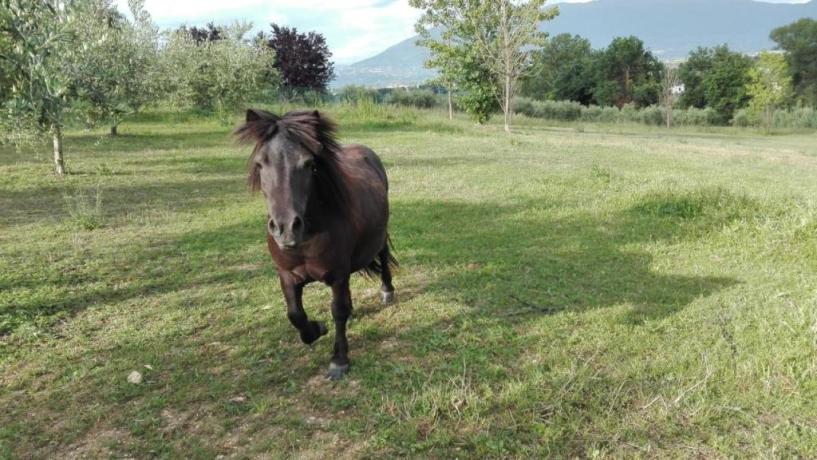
291,216,303,232
268,218,277,234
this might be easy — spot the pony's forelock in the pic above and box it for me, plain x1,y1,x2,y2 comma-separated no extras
235,109,348,212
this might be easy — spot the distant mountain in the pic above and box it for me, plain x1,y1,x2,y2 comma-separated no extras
331,0,817,89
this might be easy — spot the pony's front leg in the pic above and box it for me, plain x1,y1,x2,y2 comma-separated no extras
327,275,352,380
279,273,327,345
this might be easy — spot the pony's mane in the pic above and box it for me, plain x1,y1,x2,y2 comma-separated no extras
235,109,348,214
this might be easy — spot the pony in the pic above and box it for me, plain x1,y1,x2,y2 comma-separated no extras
235,109,396,380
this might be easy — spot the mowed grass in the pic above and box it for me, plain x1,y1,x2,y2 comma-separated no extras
1,109,817,458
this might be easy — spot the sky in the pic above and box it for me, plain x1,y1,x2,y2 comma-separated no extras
113,0,811,65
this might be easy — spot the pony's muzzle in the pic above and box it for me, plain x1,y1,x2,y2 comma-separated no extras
268,216,304,249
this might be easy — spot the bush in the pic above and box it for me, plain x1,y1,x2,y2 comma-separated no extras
732,109,752,127
731,107,817,129
638,105,665,126
515,97,817,130
781,107,817,129
673,107,717,127
513,98,582,121
337,85,382,105
385,89,439,109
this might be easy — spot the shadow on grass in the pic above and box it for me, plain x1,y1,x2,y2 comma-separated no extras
0,184,753,457
0,176,246,227
391,190,743,326
64,130,235,154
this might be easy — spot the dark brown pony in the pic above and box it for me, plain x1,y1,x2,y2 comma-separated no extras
235,109,396,380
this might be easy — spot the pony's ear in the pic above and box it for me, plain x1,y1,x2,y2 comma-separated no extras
312,110,321,119
247,108,272,122
236,109,280,144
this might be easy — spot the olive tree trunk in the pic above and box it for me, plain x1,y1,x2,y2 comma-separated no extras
52,124,65,176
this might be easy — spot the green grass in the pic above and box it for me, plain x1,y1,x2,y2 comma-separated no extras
2,109,817,458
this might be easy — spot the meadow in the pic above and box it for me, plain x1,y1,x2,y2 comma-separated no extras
1,107,817,458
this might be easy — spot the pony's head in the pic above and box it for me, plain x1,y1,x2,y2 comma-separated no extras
235,109,345,250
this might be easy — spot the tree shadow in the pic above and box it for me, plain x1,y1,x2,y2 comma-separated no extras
0,176,247,227
65,130,235,154
389,188,747,326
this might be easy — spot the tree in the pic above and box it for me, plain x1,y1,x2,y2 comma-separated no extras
0,0,82,175
593,36,663,108
521,33,595,105
68,0,161,135
703,47,753,124
470,0,558,132
677,47,713,109
678,45,753,124
411,4,496,124
411,0,558,132
660,66,679,128
746,52,793,132
427,36,458,120
454,43,500,124
158,23,275,122
771,19,817,106
258,24,334,95
178,22,224,44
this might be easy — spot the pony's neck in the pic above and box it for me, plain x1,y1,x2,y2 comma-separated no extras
304,159,348,234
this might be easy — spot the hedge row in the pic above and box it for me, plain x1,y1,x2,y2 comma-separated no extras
513,97,817,129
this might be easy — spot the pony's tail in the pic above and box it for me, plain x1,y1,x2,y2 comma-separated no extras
363,234,398,277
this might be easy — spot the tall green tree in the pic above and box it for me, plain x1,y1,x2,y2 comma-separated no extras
678,45,753,124
592,36,663,108
677,47,712,109
746,52,793,132
410,2,497,124
0,0,82,175
771,19,817,106
521,33,595,105
410,0,558,132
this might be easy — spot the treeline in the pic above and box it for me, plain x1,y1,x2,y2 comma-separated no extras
407,1,817,132
517,18,817,129
0,0,335,174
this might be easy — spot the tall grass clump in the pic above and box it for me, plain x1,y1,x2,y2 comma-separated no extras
63,184,105,230
332,97,419,130
337,85,383,105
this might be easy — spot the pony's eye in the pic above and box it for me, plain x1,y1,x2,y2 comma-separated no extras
303,159,316,171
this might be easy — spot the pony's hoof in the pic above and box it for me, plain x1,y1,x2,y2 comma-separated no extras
381,290,395,305
326,362,349,381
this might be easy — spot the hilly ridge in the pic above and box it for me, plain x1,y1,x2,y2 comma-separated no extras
332,0,817,88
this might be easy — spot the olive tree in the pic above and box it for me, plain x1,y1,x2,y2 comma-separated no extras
0,0,81,175
67,0,161,135
159,22,276,122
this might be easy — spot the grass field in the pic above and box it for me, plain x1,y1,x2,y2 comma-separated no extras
2,109,817,458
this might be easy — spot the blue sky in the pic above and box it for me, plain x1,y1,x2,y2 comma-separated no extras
114,0,811,65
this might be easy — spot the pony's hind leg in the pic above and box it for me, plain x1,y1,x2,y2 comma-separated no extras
327,276,353,380
378,244,396,305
